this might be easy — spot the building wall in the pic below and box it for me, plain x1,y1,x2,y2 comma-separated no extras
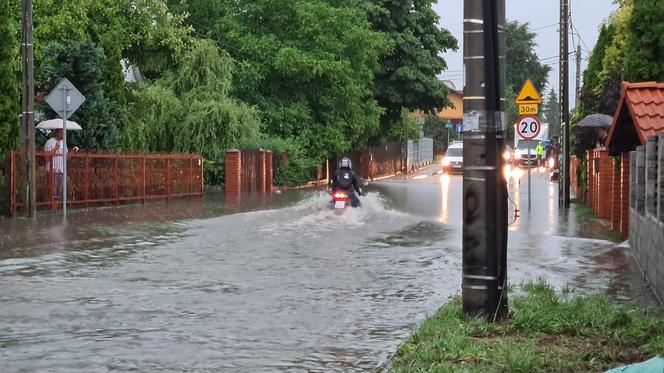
437,92,463,121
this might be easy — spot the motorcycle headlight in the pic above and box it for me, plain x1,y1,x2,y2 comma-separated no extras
548,158,555,169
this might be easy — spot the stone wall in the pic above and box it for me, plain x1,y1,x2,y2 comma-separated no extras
629,133,664,304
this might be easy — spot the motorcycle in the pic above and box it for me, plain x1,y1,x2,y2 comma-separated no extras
330,189,353,215
328,180,368,214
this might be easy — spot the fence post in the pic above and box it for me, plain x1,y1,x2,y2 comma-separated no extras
630,151,637,209
165,157,170,200
114,155,119,206
635,146,646,214
10,151,15,215
49,153,54,211
189,156,194,197
646,136,658,218
621,152,631,240
141,157,146,204
84,154,89,209
266,151,273,191
658,133,664,223
225,150,242,195
611,156,621,231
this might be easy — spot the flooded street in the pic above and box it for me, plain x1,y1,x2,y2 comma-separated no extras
0,168,656,372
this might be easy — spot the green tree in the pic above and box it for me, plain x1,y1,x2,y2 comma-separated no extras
366,0,458,138
505,86,518,146
189,0,390,160
33,0,192,103
623,0,664,81
543,89,560,139
0,0,18,156
123,40,264,184
42,40,120,150
505,21,552,94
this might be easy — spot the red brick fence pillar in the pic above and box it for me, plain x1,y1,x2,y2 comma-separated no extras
225,149,241,195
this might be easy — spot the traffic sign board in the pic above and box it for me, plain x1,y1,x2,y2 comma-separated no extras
516,116,542,140
515,79,542,105
518,103,539,115
45,78,86,120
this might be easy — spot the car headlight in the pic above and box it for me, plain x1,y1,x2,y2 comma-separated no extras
514,152,521,159
502,151,511,161
442,158,450,166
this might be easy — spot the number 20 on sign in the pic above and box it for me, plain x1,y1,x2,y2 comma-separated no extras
516,115,541,140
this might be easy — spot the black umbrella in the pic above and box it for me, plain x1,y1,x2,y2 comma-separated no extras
575,113,613,128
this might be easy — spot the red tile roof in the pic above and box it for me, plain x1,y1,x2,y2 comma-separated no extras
606,82,664,147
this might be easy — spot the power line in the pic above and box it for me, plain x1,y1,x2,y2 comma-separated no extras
530,22,559,32
571,24,591,53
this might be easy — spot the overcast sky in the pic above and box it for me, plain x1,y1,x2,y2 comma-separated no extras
433,0,618,106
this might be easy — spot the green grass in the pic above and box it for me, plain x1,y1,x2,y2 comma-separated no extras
597,230,624,243
574,203,597,223
391,281,664,373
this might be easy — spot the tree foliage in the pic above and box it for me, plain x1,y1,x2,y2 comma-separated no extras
505,21,552,94
366,0,458,137
122,40,263,184
543,89,560,139
623,0,664,82
0,0,18,156
41,41,120,150
33,0,192,103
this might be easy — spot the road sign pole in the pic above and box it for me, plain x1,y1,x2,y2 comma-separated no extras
528,142,532,212
62,87,68,218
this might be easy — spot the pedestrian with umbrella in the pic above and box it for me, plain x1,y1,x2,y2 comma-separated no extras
36,119,82,199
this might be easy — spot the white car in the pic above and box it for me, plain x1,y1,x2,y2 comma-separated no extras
442,142,463,173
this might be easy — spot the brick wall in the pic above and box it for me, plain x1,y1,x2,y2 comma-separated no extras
596,150,613,219
612,157,621,231
570,156,581,199
584,150,614,219
225,150,241,195
621,152,630,239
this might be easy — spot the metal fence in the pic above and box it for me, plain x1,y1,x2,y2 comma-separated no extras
407,138,434,169
6,151,203,214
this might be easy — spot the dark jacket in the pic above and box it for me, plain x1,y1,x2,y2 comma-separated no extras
331,167,361,194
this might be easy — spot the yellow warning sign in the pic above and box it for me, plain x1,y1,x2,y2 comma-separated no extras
515,79,542,105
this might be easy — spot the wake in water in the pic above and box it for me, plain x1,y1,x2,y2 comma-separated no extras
260,191,412,235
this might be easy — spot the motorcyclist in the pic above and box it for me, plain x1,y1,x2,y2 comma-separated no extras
330,157,362,207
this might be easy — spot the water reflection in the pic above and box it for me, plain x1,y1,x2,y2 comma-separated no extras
438,174,449,224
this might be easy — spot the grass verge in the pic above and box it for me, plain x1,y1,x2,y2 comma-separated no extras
391,281,664,373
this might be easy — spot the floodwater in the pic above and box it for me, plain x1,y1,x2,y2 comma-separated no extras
0,168,656,372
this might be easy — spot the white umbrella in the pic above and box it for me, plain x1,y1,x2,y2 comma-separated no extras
35,119,83,131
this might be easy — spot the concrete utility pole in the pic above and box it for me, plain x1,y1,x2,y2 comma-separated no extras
462,0,508,321
575,43,582,103
559,0,571,209
21,0,36,217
